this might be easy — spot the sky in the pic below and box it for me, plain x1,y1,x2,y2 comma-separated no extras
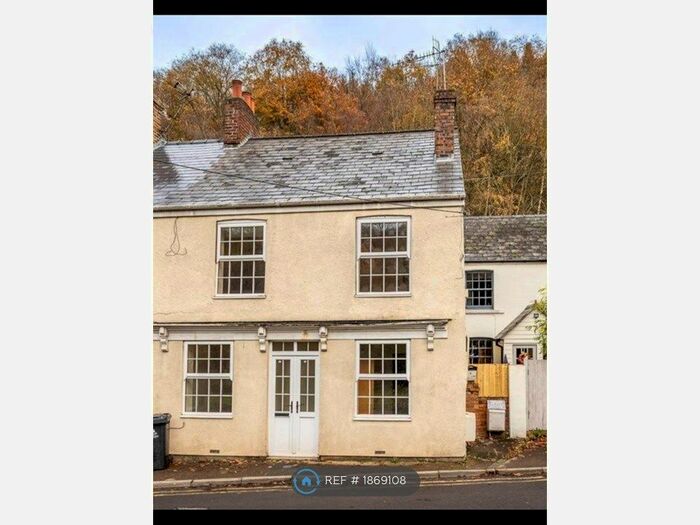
154,15,547,70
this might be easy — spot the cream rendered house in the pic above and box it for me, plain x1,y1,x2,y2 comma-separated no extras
463,215,547,365
153,83,468,458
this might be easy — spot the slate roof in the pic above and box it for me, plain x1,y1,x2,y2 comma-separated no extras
153,130,464,210
463,215,547,262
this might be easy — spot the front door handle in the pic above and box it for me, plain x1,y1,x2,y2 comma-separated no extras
295,401,299,413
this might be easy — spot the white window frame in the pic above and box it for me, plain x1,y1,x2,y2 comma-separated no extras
514,344,539,362
355,216,411,297
181,341,234,419
215,220,266,299
354,340,411,421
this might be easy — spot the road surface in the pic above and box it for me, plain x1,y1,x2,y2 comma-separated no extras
154,477,546,510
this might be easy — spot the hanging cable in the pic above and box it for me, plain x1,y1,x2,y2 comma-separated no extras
165,217,188,256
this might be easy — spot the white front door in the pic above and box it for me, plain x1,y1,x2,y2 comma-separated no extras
268,342,319,457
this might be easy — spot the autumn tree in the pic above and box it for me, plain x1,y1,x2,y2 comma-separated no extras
154,32,546,215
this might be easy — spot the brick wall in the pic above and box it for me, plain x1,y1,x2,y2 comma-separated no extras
224,97,259,145
466,381,509,440
434,89,456,158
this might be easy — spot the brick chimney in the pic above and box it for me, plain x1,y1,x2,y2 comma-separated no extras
224,80,259,145
434,89,457,159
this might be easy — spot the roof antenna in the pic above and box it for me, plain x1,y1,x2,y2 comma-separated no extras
401,37,447,89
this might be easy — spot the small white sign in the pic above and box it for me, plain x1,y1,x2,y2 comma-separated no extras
487,399,506,411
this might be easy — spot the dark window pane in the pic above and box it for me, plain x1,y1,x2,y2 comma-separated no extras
231,242,242,255
384,380,396,396
197,396,208,413
397,398,409,414
398,222,407,236
371,238,383,252
221,345,230,359
398,274,409,291
371,276,383,292
384,237,396,252
360,344,369,358
254,241,263,255
371,258,383,274
359,259,370,275
231,278,241,293
242,261,254,276
209,397,220,413
254,277,265,294
371,398,383,415
384,275,397,292
359,276,370,292
210,360,220,373
255,261,265,276
398,257,410,274
185,396,195,412
221,228,230,242
231,261,241,276
371,223,383,237
242,226,254,240
385,257,397,273
221,396,232,412
397,238,407,251
241,278,253,293
242,241,254,255
384,398,396,415
254,226,263,240
370,344,382,358
222,379,232,395
361,238,370,252
361,224,370,237
385,222,397,236
397,380,409,396
232,227,242,241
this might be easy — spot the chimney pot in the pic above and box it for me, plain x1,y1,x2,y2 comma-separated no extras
230,79,243,98
434,89,457,159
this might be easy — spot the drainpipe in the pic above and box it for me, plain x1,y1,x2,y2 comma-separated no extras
495,338,507,364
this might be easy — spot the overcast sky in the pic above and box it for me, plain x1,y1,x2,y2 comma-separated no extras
154,15,547,70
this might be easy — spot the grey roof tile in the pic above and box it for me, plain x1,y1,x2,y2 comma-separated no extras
153,130,464,210
464,215,547,262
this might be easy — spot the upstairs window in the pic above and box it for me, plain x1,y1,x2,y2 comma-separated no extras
466,270,493,309
469,337,494,364
357,217,410,295
216,221,266,296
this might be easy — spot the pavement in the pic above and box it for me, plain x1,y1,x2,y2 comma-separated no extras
154,439,546,493
154,477,547,510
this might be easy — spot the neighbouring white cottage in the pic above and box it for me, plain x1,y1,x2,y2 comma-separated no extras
463,215,547,365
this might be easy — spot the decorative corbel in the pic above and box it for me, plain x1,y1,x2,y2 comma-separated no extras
258,325,267,352
158,327,169,352
426,324,435,351
319,326,328,352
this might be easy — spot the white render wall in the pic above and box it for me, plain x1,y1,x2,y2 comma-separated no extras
502,311,544,365
464,261,546,363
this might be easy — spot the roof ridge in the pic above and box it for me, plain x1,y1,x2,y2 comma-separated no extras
248,128,434,141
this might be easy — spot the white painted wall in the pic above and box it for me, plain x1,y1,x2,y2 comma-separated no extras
509,365,527,438
464,261,546,363
465,412,476,442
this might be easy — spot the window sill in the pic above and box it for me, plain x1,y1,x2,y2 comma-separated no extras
353,416,412,422
181,413,233,419
465,309,503,315
356,292,411,298
213,294,266,300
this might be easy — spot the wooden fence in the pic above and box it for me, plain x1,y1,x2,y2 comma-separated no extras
475,364,509,397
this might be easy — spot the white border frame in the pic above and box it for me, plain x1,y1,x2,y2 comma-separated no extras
353,340,411,421
214,219,267,299
355,216,412,298
181,341,235,419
